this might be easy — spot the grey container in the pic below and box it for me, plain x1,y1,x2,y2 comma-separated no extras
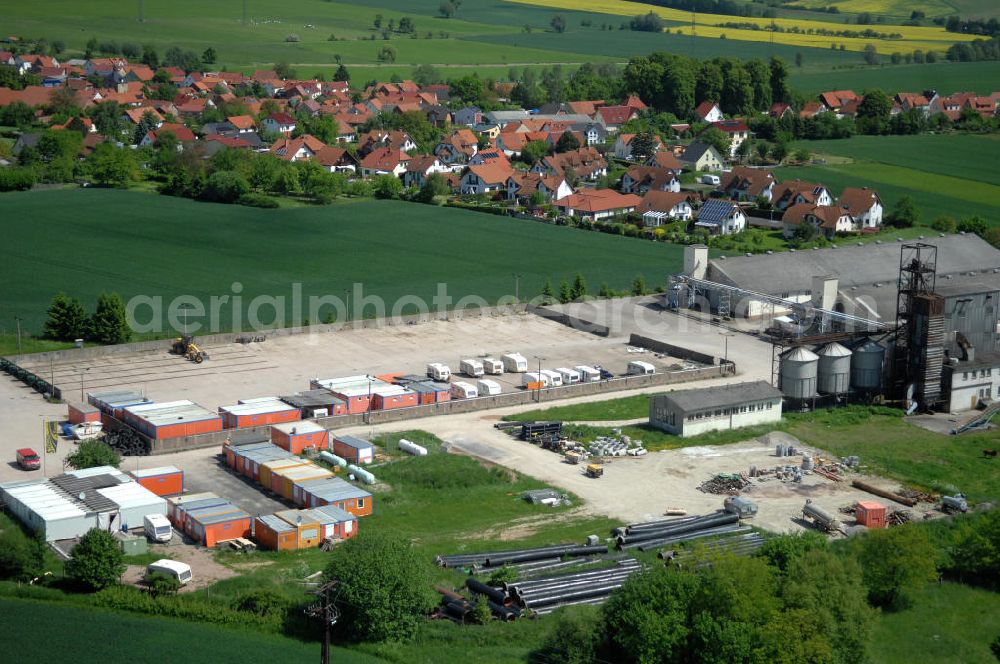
779,347,818,399
817,342,851,394
851,340,885,391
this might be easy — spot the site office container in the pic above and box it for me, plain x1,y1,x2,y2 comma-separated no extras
277,465,333,502
271,421,329,454
310,505,358,540
129,466,184,497
298,478,373,517
166,493,220,530
332,435,375,464
67,402,100,425
253,514,298,550
275,509,323,549
236,444,293,481
856,501,887,529
219,401,301,429
123,401,224,440
189,508,252,547
260,458,310,494
372,390,418,411
88,390,150,420
408,381,451,405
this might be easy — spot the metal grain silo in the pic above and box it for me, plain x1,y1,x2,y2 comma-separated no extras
850,340,885,392
779,347,818,399
817,342,851,394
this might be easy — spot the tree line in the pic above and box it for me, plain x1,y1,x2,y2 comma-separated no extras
44,292,131,344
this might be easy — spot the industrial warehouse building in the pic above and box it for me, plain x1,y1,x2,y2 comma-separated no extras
0,467,166,541
649,381,783,437
675,236,1000,412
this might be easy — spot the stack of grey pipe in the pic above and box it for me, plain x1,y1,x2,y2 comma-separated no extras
435,542,609,569
657,531,765,563
614,512,746,551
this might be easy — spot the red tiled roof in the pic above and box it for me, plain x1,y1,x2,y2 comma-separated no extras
597,105,635,125
555,188,641,213
638,190,695,214
466,162,514,185
360,146,410,171
149,123,195,142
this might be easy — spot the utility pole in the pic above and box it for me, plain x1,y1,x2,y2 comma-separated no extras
15,316,22,359
534,355,544,403
513,273,522,303
305,580,340,664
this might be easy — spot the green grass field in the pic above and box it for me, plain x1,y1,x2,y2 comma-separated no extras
779,134,1000,227
0,598,383,664
0,189,683,334
789,61,1000,96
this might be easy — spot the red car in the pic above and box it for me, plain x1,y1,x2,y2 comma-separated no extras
16,448,41,471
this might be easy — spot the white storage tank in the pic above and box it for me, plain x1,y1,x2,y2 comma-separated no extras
851,340,885,392
817,342,851,394
398,438,428,456
482,358,504,375
427,363,451,381
460,359,484,377
502,353,528,373
450,381,479,399
476,379,502,396
556,367,581,384
627,360,655,376
574,365,601,382
779,347,818,399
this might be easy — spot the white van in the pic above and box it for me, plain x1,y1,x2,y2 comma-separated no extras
627,360,655,376
482,358,504,375
556,367,581,384
574,365,601,382
522,372,549,388
502,353,528,373
143,514,172,543
427,363,451,381
460,359,484,377
147,559,192,585
540,369,563,387
477,379,502,396
450,381,479,399
701,174,720,186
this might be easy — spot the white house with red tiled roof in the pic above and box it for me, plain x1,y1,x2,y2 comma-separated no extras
694,101,724,123
263,112,297,135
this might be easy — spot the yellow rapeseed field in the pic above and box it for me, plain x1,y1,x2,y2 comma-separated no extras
507,0,977,53
789,0,955,18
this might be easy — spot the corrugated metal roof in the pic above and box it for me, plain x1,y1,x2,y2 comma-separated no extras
274,509,318,526
279,390,346,408
272,420,326,435
257,514,294,532
175,498,228,513
168,492,218,507
98,483,167,510
656,380,782,413
220,399,298,416
311,504,356,523
132,466,181,479
333,435,373,450
125,400,221,426
88,389,149,409
192,509,250,526
235,446,295,463
407,381,449,394
282,466,332,482
300,477,371,502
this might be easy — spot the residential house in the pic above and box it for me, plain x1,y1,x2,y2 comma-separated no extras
424,105,451,127
228,115,256,133
459,162,514,195
799,102,826,119
772,180,832,210
360,147,411,177
838,187,883,229
613,133,664,160
203,135,253,156
174,97,213,118
720,167,775,202
553,189,642,221
645,150,683,171
434,128,478,165
506,172,573,203
122,107,164,128
139,123,196,148
623,94,647,112
402,155,449,188
769,102,792,119
486,110,531,127
678,142,724,172
781,203,855,239
575,122,607,146
536,147,607,182
596,105,638,134
567,100,604,116
694,101,724,123
638,191,695,222
453,106,482,127
270,134,326,162
894,92,931,116
263,112,297,136
315,146,359,173
358,130,416,156
819,90,859,114
709,120,750,157
621,166,680,194
695,199,746,235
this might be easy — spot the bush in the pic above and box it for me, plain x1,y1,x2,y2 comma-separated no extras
858,524,938,609
238,192,279,208
232,588,293,619
285,34,300,43
203,170,251,204
931,215,957,233
145,571,181,598
0,167,36,191
66,440,121,470
533,606,599,663
65,529,125,591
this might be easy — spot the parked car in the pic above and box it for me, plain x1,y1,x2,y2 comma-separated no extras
16,448,40,470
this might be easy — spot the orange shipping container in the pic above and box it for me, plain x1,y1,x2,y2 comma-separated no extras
856,501,887,529
278,465,333,501
67,402,101,424
275,509,323,549
189,510,252,547
253,514,298,550
259,458,308,493
130,466,184,497
271,421,329,454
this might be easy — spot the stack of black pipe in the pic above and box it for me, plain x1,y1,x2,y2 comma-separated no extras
615,512,741,551
508,558,642,612
435,542,608,569
659,532,765,562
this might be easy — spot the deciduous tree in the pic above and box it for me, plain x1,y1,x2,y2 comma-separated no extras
66,529,125,591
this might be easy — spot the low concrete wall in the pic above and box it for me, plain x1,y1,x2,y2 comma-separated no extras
527,304,611,337
629,333,724,368
149,425,271,456
9,304,530,367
